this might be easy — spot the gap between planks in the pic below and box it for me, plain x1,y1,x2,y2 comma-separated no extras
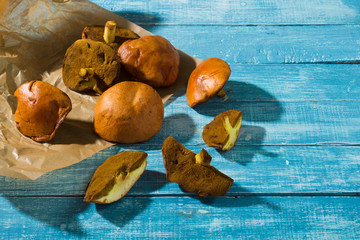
4,193,360,198
137,23,360,27
231,61,360,64
117,144,360,147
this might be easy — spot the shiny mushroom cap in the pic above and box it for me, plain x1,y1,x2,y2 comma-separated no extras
94,81,164,143
186,58,231,107
14,81,72,142
118,35,180,88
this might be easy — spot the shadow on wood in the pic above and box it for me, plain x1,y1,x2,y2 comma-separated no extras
4,196,89,236
197,183,280,211
217,125,278,165
161,50,198,107
96,197,151,228
193,81,283,122
130,170,168,194
95,170,167,228
114,11,162,28
121,113,196,150
50,118,98,145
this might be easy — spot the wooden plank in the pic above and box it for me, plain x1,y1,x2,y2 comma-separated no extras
90,0,360,25
161,101,360,145
0,196,359,239
171,64,360,101
1,146,359,196
150,25,360,64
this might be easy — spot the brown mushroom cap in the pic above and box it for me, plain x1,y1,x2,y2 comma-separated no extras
94,81,164,143
162,136,234,197
186,58,231,107
84,150,147,204
203,109,243,151
117,35,180,88
62,39,121,93
14,81,72,142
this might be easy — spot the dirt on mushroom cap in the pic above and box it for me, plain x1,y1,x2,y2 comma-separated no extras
162,136,233,197
84,150,147,204
62,39,121,93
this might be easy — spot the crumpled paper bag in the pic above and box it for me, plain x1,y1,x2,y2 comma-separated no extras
0,0,200,180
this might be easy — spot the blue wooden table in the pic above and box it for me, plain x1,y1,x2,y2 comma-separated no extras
1,0,360,239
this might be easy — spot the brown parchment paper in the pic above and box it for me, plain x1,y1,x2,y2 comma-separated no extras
0,0,201,180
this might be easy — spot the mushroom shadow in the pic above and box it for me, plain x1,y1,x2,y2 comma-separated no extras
217,125,278,166
196,183,280,211
0,145,124,236
96,197,152,228
192,81,283,122
50,118,98,145
4,195,89,236
0,149,118,236
96,170,167,228
113,11,161,32
158,50,198,107
0,164,167,235
121,113,196,150
156,113,196,144
132,170,168,193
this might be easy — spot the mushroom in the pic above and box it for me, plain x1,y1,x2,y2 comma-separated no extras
162,136,233,197
62,39,121,94
84,150,147,204
203,110,243,151
14,81,72,142
94,81,164,143
117,35,180,88
186,58,231,107
82,20,139,49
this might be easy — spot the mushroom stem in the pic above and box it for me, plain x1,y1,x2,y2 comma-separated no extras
79,68,103,94
222,115,243,151
103,20,117,44
217,88,229,102
195,149,212,166
217,88,227,98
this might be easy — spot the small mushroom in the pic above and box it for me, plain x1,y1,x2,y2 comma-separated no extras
14,81,72,142
186,58,231,107
117,35,180,88
94,81,164,143
162,136,233,197
84,150,147,204
202,110,243,151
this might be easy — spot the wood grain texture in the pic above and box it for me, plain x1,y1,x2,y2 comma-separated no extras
0,196,359,239
0,146,359,196
90,0,360,25
1,0,360,239
172,64,360,101
149,25,360,64
160,101,360,145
